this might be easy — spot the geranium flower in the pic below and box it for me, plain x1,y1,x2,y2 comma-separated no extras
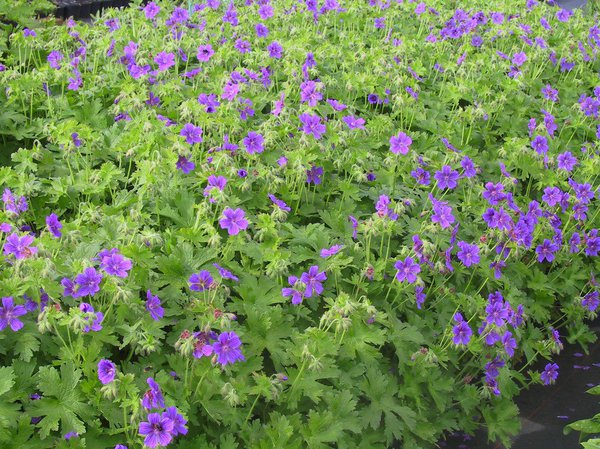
219,208,249,235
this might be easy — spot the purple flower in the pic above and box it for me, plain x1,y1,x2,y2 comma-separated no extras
23,28,36,37
180,124,203,145
536,239,559,263
142,378,165,410
461,156,476,178
306,165,323,185
267,41,283,58
144,1,160,19
243,131,264,154
456,242,480,267
411,167,430,185
167,6,188,26
234,38,251,54
541,363,559,385
389,131,412,155
299,113,326,139
74,267,102,297
394,257,421,283
154,52,175,71
542,187,562,207
197,93,220,113
64,432,78,440
2,189,28,215
502,331,517,357
213,263,239,282
367,93,380,104
98,359,116,385
327,98,347,111
349,215,358,239
582,292,600,312
282,276,304,305
101,252,132,278
139,413,174,448
203,175,227,201
0,297,27,332
268,193,291,212
542,84,558,102
320,245,344,258
531,135,549,155
434,165,460,190
512,52,527,67
79,303,104,332
212,331,245,365
255,23,269,37
342,115,365,130
196,44,214,62
556,8,572,22
415,286,426,309
300,265,327,298
452,313,472,346
189,270,214,292
300,81,322,106
258,4,274,19
4,233,37,259
176,156,195,174
375,195,398,220
429,195,455,229
47,50,63,69
219,208,248,236
482,183,506,205
555,151,578,173
163,407,187,436
146,290,164,321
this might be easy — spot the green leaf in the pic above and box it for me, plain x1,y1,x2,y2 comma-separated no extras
0,367,15,396
30,364,92,439
14,332,40,362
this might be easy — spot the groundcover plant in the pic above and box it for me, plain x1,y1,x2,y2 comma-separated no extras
0,0,599,448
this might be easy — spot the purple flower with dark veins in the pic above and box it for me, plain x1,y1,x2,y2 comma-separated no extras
180,123,203,145
299,113,326,139
342,115,365,130
282,276,304,305
189,270,214,292
243,131,264,154
97,359,116,385
139,413,174,448
541,363,559,385
219,208,249,235
101,252,132,278
320,245,344,258
212,331,245,365
390,131,412,155
213,263,238,282
306,165,323,185
0,297,27,331
176,155,195,174
452,313,472,346
154,51,175,71
300,265,327,298
268,193,291,212
536,239,559,263
434,165,460,189
4,233,38,259
394,257,421,283
456,242,480,267
146,290,164,321
74,267,103,297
